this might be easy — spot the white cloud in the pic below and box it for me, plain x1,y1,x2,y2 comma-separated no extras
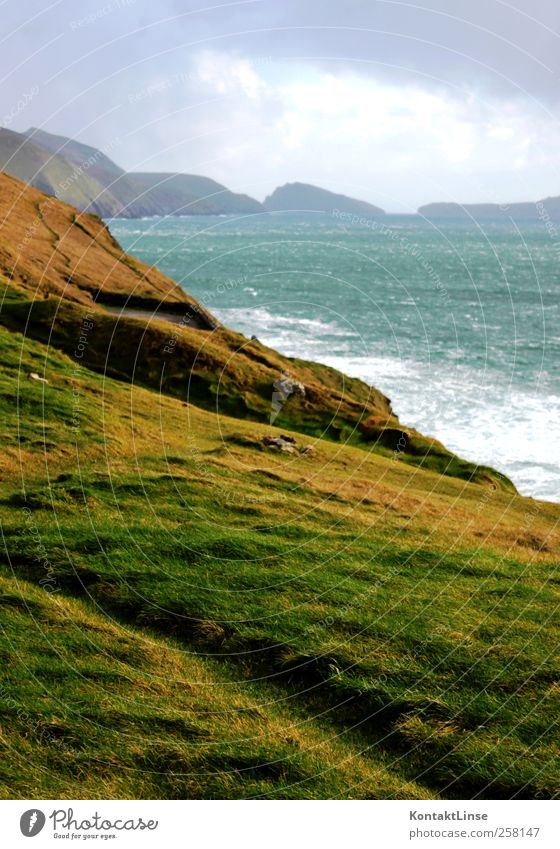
194,51,268,101
487,125,515,141
436,121,478,162
276,112,310,150
124,50,560,210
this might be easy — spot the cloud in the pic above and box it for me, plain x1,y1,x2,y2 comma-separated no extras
194,50,268,101
2,0,560,208
160,52,559,208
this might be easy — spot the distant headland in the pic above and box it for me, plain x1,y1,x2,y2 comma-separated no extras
2,125,560,221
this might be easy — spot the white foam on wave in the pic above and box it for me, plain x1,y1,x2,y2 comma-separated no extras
322,353,560,501
215,307,360,358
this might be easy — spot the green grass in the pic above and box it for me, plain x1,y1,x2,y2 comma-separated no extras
0,292,515,490
0,323,558,799
2,574,428,799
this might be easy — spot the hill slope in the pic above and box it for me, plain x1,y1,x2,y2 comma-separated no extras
24,127,126,181
0,315,558,800
265,182,385,215
1,127,264,218
0,171,214,324
123,171,263,216
419,198,560,220
22,127,156,219
0,127,123,217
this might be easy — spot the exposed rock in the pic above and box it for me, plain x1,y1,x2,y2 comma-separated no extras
273,375,305,400
29,372,48,384
270,374,306,423
263,435,298,454
262,435,316,458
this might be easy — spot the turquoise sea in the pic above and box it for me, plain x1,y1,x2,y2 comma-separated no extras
110,213,559,502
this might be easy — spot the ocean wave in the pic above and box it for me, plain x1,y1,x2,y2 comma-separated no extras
323,353,559,501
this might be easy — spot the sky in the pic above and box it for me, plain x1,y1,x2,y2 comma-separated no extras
2,0,560,211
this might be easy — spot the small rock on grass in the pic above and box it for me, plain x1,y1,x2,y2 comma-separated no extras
262,435,315,457
29,372,49,384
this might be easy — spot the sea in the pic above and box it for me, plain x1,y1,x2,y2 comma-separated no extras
109,212,559,502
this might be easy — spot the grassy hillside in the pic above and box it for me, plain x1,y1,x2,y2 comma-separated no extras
0,172,215,322
1,281,512,487
21,127,160,220
0,321,558,799
21,132,264,217
0,128,125,218
0,174,558,800
2,127,264,218
24,128,126,181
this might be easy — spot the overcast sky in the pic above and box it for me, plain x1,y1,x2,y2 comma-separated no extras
2,0,560,211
